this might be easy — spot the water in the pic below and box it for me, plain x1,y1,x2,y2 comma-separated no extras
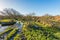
0,21,23,40
0,26,8,32
14,21,23,30
0,21,23,32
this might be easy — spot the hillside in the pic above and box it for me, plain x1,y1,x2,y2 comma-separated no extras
0,10,60,40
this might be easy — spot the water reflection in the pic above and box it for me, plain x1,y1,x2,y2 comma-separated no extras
0,25,8,32
0,21,23,32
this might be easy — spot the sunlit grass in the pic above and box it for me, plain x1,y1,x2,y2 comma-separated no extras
0,19,15,22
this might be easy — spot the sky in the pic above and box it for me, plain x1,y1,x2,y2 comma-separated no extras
0,0,60,16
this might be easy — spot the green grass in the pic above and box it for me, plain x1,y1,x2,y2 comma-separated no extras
0,22,60,40
22,22,60,40
0,19,15,22
0,27,13,36
5,28,19,40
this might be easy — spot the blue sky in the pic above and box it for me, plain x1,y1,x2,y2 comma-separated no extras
0,0,60,16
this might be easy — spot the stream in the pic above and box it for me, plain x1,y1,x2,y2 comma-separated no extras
0,21,23,40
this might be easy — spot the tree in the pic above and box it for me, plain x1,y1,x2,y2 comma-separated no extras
26,12,35,21
0,8,23,19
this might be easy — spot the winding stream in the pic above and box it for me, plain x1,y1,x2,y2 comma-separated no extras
0,21,23,40
0,26,8,32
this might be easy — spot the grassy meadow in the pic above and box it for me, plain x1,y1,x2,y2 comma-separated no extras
0,8,60,40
